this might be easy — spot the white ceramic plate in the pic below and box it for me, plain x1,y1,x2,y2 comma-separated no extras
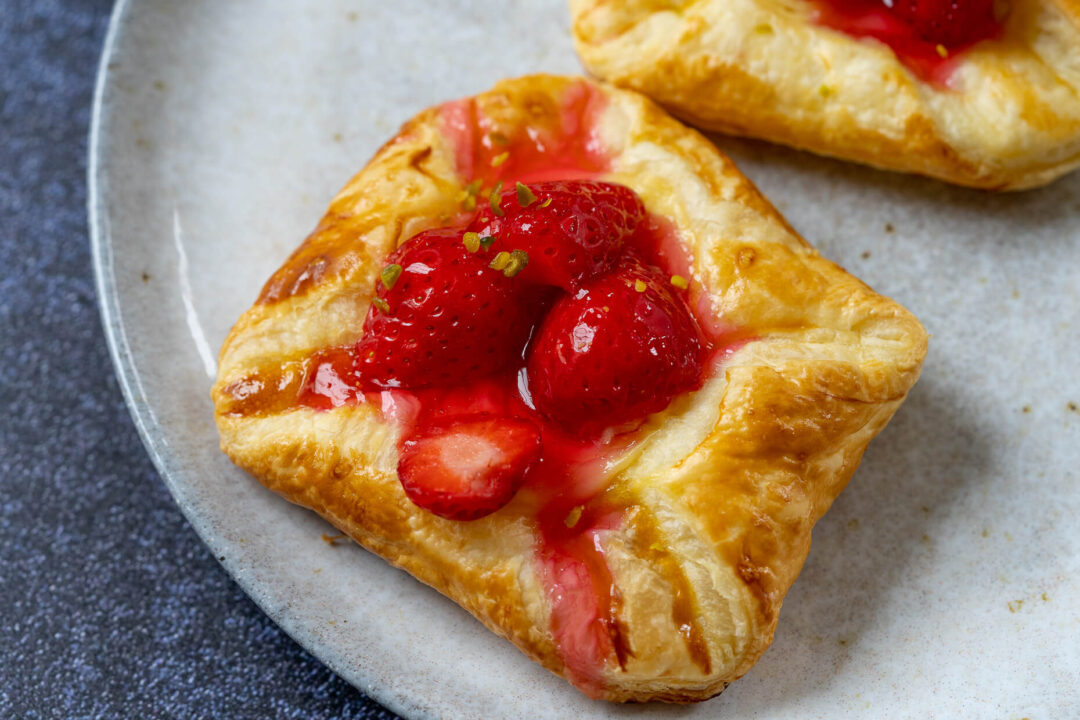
89,1,1080,717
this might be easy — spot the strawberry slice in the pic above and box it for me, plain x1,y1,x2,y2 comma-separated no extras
525,251,706,434
397,415,542,520
887,0,1000,47
467,180,646,291
356,228,546,390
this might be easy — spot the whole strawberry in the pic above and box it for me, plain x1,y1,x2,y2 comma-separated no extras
468,180,646,291
356,228,544,390
887,0,1000,47
525,251,706,434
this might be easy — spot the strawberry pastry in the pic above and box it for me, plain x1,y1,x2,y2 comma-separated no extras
572,0,1080,189
213,75,926,701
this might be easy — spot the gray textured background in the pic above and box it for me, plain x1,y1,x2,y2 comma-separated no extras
0,2,399,717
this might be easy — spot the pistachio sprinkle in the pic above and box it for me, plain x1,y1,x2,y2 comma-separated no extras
479,235,496,250
634,279,647,293
564,506,584,528
515,182,537,207
670,274,689,290
491,151,509,167
503,250,530,278
380,263,402,289
489,251,512,271
372,297,390,313
489,180,505,217
540,197,552,208
462,232,481,253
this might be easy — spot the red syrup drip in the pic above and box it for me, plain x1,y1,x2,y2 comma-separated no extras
534,504,627,695
298,82,746,693
809,0,1003,86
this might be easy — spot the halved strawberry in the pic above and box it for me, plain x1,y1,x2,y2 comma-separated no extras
467,180,646,291
397,415,542,520
525,251,706,434
356,228,546,390
887,0,1000,47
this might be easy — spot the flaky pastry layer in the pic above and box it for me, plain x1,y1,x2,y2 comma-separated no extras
212,75,927,702
571,0,1080,190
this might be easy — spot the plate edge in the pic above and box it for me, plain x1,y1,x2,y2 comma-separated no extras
84,4,433,718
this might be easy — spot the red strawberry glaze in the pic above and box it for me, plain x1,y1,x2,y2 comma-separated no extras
809,0,1005,86
297,347,361,411
292,87,752,693
439,81,610,185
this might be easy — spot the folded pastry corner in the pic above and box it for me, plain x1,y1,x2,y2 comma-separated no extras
570,0,1080,190
212,74,927,702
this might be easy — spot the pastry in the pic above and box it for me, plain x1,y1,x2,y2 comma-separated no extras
570,0,1080,190
212,74,927,702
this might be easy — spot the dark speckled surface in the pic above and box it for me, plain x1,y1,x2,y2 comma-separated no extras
0,2,399,717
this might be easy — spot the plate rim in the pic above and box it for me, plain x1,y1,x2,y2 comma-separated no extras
86,2,425,717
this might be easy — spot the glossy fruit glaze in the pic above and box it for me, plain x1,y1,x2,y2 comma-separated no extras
810,0,1005,85
292,82,746,694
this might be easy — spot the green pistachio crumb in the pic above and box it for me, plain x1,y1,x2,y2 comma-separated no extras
540,197,552,208
565,506,583,528
516,182,537,208
502,250,530,278
634,279,647,293
380,264,402,290
479,235,496,250
489,251,511,271
489,180,505,217
372,297,390,313
670,274,689,290
462,232,481,253
491,151,509,167
489,131,510,146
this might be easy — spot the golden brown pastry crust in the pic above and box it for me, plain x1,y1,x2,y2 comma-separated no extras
570,0,1080,190
212,75,927,702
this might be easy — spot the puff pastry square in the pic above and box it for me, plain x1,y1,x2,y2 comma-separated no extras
571,0,1080,190
212,75,927,702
